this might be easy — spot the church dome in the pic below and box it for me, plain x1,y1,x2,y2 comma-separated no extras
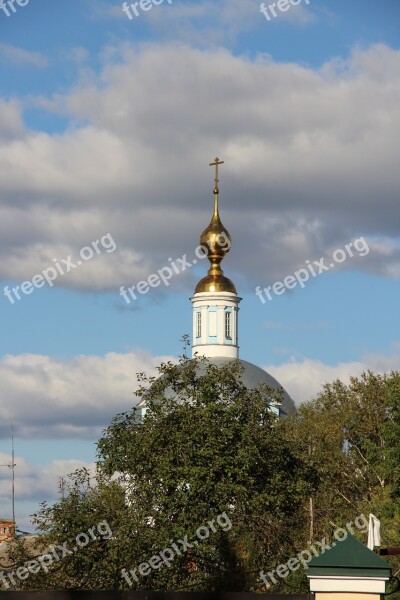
137,358,296,419
199,210,232,260
195,157,236,294
195,271,236,294
208,357,296,416
137,156,296,421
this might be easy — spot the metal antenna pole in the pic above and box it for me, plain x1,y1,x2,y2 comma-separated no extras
59,476,66,500
11,426,15,524
0,426,16,533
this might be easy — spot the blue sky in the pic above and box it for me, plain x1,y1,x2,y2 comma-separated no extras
0,0,399,531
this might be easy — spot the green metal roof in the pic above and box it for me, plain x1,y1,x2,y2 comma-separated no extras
307,534,392,578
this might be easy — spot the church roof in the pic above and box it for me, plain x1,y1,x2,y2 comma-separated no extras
137,357,296,417
307,534,392,578
137,157,297,420
208,357,296,416
195,157,235,294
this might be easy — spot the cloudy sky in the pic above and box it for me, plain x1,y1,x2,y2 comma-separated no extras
0,0,399,531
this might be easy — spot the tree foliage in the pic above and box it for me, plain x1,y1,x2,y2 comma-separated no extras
3,356,315,591
97,356,316,590
280,370,400,592
3,361,399,594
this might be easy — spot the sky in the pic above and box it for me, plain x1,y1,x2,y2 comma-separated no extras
0,0,399,532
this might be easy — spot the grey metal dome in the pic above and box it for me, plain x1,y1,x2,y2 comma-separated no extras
207,357,296,417
137,357,296,418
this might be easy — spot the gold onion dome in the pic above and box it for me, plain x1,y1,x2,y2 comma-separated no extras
195,157,236,294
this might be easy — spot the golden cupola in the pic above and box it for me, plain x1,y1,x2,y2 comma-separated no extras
191,157,241,360
195,157,237,294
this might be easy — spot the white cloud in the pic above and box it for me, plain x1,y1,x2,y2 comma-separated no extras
0,454,95,532
0,43,399,291
282,3,316,26
92,0,317,44
145,0,263,45
265,349,400,405
88,0,288,42
0,345,397,530
1,346,398,439
0,44,48,68
0,350,174,439
62,47,90,64
0,454,95,504
0,99,25,140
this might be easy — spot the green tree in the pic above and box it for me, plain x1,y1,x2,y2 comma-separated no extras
98,356,316,591
3,468,128,590
279,370,400,593
4,356,316,592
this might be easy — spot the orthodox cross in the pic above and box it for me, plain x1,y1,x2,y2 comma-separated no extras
209,157,224,194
